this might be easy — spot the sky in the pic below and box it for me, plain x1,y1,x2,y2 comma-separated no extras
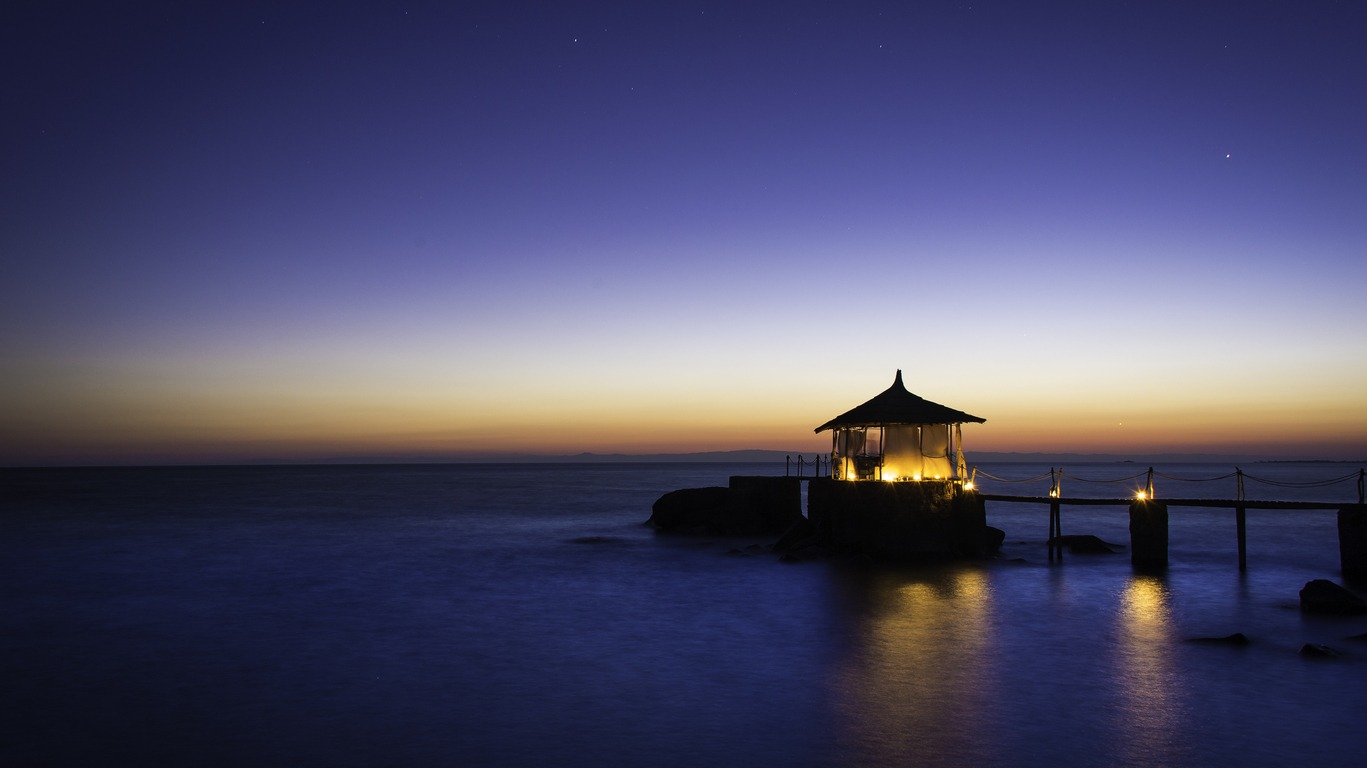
3,1,1366,465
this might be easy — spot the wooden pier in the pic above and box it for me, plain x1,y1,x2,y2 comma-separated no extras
979,493,1367,573
784,457,1367,572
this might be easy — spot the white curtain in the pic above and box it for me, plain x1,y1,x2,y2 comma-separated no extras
921,424,951,478
882,425,921,480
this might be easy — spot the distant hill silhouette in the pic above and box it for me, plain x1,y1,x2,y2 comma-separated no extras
296,449,1351,465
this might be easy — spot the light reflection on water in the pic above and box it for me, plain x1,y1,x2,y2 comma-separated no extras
827,568,996,768
1113,576,1188,767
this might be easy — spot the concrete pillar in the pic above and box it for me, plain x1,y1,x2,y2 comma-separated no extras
727,476,802,533
806,479,970,559
1338,505,1367,577
1129,500,1168,568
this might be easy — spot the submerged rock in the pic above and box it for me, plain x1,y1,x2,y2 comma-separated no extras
1299,643,1341,659
1186,633,1251,646
773,517,817,552
1299,579,1367,615
981,525,1006,552
1048,534,1120,554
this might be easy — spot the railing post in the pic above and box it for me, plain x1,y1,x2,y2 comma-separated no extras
1048,468,1062,562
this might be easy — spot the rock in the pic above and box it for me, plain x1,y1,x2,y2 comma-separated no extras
1299,579,1367,615
648,486,734,533
1299,643,1341,658
1049,534,1119,554
981,525,1005,552
772,517,825,561
650,478,803,536
1186,633,1251,646
773,517,817,553
779,547,824,563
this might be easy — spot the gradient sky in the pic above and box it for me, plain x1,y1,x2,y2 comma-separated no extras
4,1,1365,465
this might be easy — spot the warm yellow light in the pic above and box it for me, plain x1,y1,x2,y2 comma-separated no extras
1048,489,1059,498
884,474,897,482
962,481,975,491
912,473,922,481
1135,490,1148,501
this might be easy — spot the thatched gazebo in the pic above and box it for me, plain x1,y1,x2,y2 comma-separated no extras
815,369,985,481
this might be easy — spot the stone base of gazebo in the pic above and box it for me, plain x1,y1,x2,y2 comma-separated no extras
808,478,988,560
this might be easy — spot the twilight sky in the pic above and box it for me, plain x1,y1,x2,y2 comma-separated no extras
3,1,1365,465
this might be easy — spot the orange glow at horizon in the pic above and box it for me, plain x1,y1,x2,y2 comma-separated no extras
3,353,1365,465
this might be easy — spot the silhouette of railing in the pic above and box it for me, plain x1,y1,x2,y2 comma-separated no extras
972,466,1366,569
785,454,827,478
973,466,1365,504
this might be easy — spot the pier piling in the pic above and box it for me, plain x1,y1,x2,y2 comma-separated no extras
1128,500,1168,568
1339,505,1367,578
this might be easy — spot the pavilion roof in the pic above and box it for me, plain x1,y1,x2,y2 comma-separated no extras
813,370,986,433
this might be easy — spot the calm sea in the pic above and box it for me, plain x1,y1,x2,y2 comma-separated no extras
4,461,1366,767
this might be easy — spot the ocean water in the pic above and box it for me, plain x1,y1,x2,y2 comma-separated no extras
4,461,1367,767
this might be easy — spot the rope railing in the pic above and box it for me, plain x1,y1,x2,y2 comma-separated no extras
973,470,1054,484
970,466,1366,504
789,459,1367,503
784,454,828,478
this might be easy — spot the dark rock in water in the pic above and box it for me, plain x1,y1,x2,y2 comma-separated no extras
779,547,824,563
773,517,817,552
1049,534,1119,554
650,477,802,536
1186,633,1251,646
981,525,1005,552
648,486,738,534
1299,579,1367,615
1299,643,1341,659
772,517,824,561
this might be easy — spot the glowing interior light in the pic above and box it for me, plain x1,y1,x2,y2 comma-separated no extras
912,473,922,481
884,474,897,482
1135,490,1148,501
962,482,975,491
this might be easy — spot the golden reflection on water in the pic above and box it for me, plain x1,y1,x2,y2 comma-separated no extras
828,568,995,767
1113,575,1186,765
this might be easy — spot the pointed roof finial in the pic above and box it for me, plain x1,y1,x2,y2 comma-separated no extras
813,368,985,432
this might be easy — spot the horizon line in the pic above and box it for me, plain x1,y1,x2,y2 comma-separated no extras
5,448,1364,471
